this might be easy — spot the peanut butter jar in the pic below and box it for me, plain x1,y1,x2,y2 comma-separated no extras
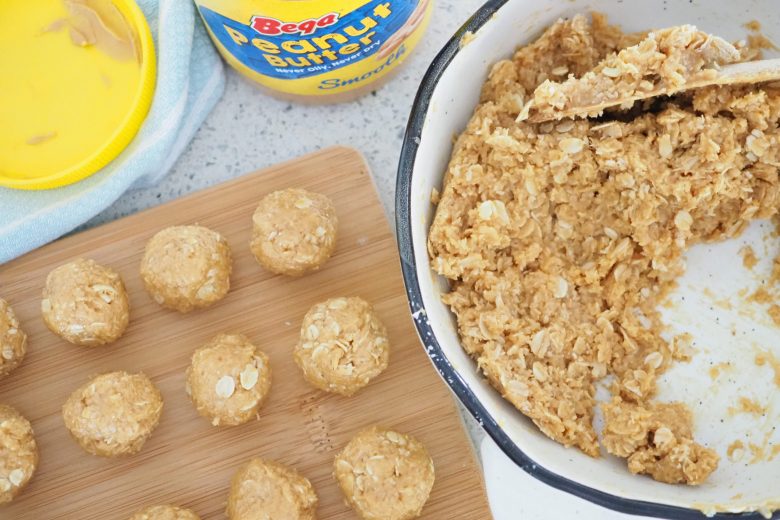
195,0,433,103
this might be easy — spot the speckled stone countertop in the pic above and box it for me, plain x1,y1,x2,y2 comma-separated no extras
88,0,487,448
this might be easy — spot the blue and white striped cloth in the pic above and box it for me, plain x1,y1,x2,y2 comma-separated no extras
0,0,225,264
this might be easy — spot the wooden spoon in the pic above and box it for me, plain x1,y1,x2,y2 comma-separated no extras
528,58,780,123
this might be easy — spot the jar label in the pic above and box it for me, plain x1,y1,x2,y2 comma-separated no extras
196,0,431,96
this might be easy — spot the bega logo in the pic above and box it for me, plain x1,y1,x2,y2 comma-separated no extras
249,12,340,37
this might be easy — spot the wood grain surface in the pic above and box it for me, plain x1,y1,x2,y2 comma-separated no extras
0,147,490,520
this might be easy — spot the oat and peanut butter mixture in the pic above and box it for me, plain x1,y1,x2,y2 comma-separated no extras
226,458,318,520
250,188,338,277
62,371,163,457
42,258,130,346
141,225,233,313
128,504,201,520
295,297,390,396
522,24,740,122
428,13,780,484
333,427,434,520
186,333,271,427
0,299,27,379
602,399,719,484
0,404,38,505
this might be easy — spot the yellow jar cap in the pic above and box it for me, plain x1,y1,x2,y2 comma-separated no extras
0,0,156,190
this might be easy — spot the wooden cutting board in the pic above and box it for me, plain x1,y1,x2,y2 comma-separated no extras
0,147,490,520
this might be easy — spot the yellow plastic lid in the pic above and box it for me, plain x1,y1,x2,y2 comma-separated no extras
0,0,156,190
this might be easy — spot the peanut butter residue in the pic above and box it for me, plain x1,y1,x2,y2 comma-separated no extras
718,299,734,311
755,350,780,387
740,19,779,62
695,500,780,519
672,332,696,362
748,431,778,465
768,304,780,327
747,34,780,53
740,246,759,270
459,30,477,49
728,396,766,417
771,255,780,284
708,362,732,380
729,432,778,465
741,244,780,325
727,439,745,461
771,444,780,461
43,19,68,33
46,0,140,63
750,287,773,305
26,132,58,145
701,289,734,311
749,436,772,465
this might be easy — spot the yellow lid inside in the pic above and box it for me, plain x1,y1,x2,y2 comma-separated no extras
0,0,156,190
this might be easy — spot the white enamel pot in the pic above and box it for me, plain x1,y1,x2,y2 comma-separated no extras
395,0,780,517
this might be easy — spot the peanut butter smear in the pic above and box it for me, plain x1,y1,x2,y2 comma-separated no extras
25,132,57,145
743,19,779,56
755,350,780,388
45,0,140,63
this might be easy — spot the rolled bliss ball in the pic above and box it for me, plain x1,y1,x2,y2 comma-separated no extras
140,225,232,313
0,404,38,505
226,458,317,520
41,258,130,347
186,333,272,427
294,297,389,396
250,188,338,276
0,298,27,378
334,427,435,520
62,371,163,457
127,504,201,520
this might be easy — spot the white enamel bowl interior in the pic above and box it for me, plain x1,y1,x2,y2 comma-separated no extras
409,0,780,515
